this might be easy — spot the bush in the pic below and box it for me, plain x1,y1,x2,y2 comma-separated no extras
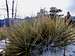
5,18,75,56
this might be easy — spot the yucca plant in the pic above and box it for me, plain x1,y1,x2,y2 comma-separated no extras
5,21,42,56
5,18,75,56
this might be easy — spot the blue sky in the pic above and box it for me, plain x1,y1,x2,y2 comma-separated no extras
67,0,75,15
0,0,75,19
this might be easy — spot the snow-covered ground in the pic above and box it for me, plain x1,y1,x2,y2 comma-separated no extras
0,40,75,56
42,44,75,56
0,40,6,52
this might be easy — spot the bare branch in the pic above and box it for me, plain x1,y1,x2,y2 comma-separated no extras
5,0,9,18
12,0,15,19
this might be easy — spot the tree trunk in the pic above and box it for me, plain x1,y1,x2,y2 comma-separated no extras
5,0,9,18
12,0,15,19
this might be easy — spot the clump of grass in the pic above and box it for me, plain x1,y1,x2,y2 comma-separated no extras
5,18,75,56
